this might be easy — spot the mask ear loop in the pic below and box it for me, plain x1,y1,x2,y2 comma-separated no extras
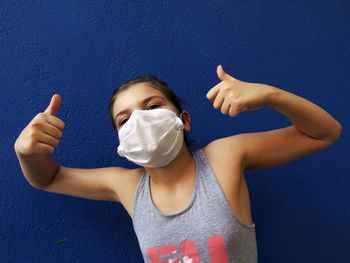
179,112,183,123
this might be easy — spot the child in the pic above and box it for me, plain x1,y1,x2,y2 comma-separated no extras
14,65,342,262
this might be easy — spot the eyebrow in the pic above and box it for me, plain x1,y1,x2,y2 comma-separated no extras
114,95,167,125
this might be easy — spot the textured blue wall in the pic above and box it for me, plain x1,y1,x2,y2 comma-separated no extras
2,1,349,262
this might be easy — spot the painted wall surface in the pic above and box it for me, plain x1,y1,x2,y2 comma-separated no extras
1,1,349,262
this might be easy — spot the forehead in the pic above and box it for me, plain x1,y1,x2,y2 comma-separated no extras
112,83,168,115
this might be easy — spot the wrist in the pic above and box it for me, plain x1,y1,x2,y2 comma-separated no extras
265,85,282,108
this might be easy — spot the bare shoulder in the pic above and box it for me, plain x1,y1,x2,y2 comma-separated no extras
202,135,245,170
112,167,144,217
202,135,246,189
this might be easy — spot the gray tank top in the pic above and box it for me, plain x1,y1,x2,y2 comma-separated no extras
132,148,258,263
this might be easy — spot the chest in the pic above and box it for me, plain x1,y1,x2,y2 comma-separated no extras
123,155,253,228
149,163,253,226
132,169,256,263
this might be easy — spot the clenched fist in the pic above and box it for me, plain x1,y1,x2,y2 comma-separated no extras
206,65,275,117
14,94,65,156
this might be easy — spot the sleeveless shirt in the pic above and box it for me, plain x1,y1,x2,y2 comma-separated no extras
132,148,258,263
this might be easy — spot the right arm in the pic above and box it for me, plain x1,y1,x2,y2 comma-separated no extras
14,148,130,202
14,94,135,204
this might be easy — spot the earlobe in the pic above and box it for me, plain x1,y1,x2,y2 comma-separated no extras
183,121,191,132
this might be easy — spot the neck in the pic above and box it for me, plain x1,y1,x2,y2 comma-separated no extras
145,143,195,191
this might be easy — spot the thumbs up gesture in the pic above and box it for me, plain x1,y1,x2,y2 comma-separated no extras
14,94,66,155
206,65,274,117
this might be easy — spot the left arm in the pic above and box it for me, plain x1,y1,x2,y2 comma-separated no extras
266,86,341,142
206,65,342,171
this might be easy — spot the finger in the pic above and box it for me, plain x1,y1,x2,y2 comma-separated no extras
217,65,226,81
229,106,240,117
36,132,60,148
206,85,220,101
220,99,231,115
42,122,64,139
213,91,225,109
35,142,55,155
44,114,65,130
217,65,236,82
44,94,61,116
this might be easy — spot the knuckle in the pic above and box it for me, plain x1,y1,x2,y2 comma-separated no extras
29,130,38,139
31,121,43,129
227,92,236,100
36,112,45,119
222,85,231,92
28,140,37,149
236,99,243,108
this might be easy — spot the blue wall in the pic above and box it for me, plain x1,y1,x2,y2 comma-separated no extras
2,1,349,262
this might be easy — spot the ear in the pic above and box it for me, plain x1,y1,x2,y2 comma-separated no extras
180,110,191,132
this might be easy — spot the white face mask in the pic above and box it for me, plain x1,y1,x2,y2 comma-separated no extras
117,108,184,167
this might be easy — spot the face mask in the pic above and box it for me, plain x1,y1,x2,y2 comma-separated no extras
117,108,184,167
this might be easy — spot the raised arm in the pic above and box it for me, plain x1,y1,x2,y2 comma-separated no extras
14,94,136,204
206,65,342,171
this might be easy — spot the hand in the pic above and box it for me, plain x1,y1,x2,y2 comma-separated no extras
206,65,274,117
14,94,65,156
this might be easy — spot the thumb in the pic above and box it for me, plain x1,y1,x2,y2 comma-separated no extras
217,65,236,81
44,94,61,116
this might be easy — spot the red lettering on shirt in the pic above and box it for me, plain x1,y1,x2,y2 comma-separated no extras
207,235,228,263
146,234,227,262
180,240,200,263
146,247,161,263
158,244,177,256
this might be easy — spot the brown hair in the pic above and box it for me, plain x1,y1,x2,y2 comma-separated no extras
109,75,190,144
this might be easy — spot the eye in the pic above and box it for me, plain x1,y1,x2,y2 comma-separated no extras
120,117,129,127
148,104,160,110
